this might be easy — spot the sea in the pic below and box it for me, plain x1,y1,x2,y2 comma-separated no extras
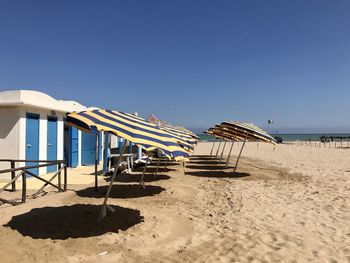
197,133,350,142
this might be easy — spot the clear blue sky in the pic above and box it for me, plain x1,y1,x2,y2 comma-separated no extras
1,0,350,133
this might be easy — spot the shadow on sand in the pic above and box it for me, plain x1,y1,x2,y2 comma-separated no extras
4,204,143,239
186,170,250,178
76,184,165,199
186,165,234,170
190,155,217,160
139,167,176,173
87,170,105,176
105,173,171,183
189,160,227,165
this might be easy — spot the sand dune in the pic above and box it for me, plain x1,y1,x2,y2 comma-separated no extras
0,142,349,262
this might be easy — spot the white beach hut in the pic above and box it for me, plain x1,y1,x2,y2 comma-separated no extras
0,90,104,177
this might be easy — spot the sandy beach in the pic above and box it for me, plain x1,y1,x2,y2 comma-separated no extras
2,1,350,262
0,141,349,262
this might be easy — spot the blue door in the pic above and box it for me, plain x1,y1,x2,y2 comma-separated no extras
47,116,58,173
26,113,40,175
82,132,97,165
68,126,79,167
118,137,124,154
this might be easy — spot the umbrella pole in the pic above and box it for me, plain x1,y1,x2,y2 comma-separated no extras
209,141,216,156
99,140,128,220
220,141,227,160
233,139,247,173
225,142,235,168
154,157,161,177
94,134,98,192
183,161,186,175
140,155,150,189
215,141,222,157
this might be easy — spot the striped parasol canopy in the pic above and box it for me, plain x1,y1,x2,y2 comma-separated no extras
219,121,276,144
66,109,190,161
204,121,276,173
159,125,198,151
161,125,198,141
146,114,199,140
204,127,237,141
145,114,199,149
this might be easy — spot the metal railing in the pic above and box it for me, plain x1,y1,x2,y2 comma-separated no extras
282,139,350,148
0,159,67,206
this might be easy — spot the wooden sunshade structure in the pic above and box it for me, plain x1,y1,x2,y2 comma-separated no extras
66,109,190,219
204,121,276,172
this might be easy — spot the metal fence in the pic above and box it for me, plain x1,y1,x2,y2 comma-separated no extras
282,139,350,148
